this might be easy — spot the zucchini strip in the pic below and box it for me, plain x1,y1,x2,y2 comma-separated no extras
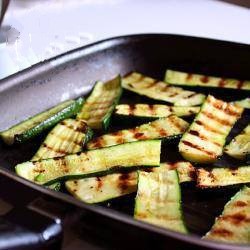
77,76,122,130
66,171,137,204
122,72,205,106
232,98,250,109
16,140,161,185
204,186,250,244
134,165,187,233
0,98,84,145
224,124,250,160
165,69,250,90
114,104,199,120
197,166,250,188
66,161,195,204
32,119,93,161
179,95,243,163
87,115,189,149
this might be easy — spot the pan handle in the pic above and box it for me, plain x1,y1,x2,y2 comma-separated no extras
0,206,62,250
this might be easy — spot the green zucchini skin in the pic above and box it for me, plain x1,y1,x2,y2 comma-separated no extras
87,115,189,149
232,98,250,109
77,76,122,131
224,124,250,160
66,161,195,204
165,69,250,90
32,119,93,161
204,186,250,244
197,166,250,188
114,104,200,121
16,140,161,185
134,165,187,233
122,72,205,106
0,98,84,145
179,95,243,164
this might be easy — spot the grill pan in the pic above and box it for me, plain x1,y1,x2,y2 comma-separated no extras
0,34,249,250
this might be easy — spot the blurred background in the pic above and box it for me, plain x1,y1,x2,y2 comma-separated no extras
0,0,249,80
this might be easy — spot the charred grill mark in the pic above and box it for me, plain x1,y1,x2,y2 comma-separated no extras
118,173,130,191
210,228,233,237
207,98,242,117
127,104,136,115
134,132,146,139
202,111,232,127
184,93,198,99
200,76,209,83
221,213,249,225
188,130,221,147
182,141,216,157
168,92,178,98
96,177,103,190
150,121,169,137
148,104,156,115
42,143,67,155
60,120,88,133
186,73,193,80
168,116,186,132
145,80,158,88
234,201,247,207
195,120,224,135
218,78,226,88
168,162,177,170
237,80,244,89
89,137,105,148
112,131,125,144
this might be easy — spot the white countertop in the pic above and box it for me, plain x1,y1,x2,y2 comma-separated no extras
0,0,249,80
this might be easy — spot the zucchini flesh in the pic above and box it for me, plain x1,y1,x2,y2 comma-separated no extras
0,98,84,145
197,166,250,188
134,165,187,233
204,186,250,244
224,124,250,160
122,72,205,106
32,119,93,161
179,95,243,163
87,115,189,149
66,161,195,204
114,104,200,119
77,76,122,130
232,98,250,109
165,69,250,90
161,161,195,183
66,171,137,204
16,140,161,185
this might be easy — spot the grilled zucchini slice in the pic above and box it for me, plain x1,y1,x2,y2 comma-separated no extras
197,166,250,188
232,98,250,109
165,69,250,90
77,76,122,130
16,140,161,185
32,119,93,161
66,161,195,204
87,115,189,149
204,186,250,244
134,165,187,233
179,95,243,163
122,72,205,106
66,171,137,204
224,124,250,160
0,98,84,145
114,104,199,121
